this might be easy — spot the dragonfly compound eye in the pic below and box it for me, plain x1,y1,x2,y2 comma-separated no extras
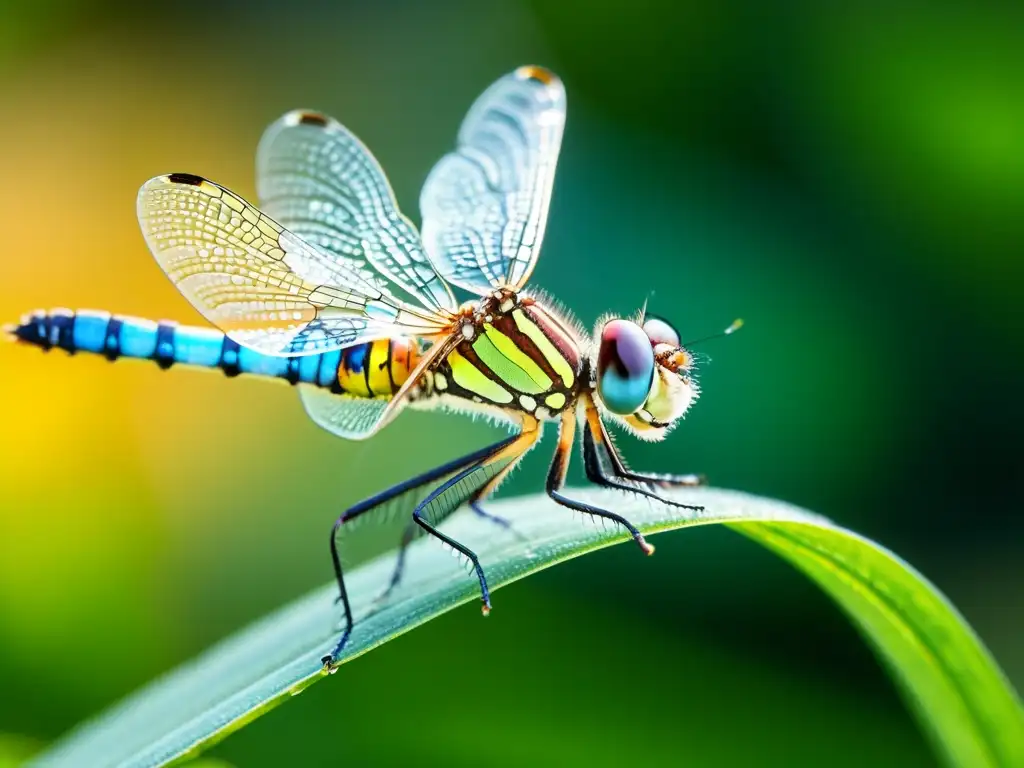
641,316,681,348
597,319,656,415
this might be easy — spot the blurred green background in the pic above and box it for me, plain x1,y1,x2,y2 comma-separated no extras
1,1,1021,766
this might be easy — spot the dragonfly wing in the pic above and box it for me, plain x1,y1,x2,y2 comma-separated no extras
138,174,452,356
300,334,456,440
298,387,390,440
420,66,566,295
257,110,456,314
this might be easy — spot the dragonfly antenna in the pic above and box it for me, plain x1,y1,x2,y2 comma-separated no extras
638,291,655,323
683,318,743,348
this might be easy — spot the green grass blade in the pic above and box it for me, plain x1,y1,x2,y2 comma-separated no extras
30,489,1024,768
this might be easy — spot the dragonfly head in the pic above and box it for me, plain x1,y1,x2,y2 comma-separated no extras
594,315,698,442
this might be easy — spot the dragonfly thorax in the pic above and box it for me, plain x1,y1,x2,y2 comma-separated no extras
427,290,584,422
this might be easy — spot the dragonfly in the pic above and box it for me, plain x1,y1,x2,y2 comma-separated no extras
8,65,736,670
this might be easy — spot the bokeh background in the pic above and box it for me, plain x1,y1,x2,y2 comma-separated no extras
1,1,1022,766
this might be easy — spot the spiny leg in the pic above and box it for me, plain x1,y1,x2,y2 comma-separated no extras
465,428,539,548
547,407,655,555
582,398,703,513
372,434,536,609
585,396,706,488
372,504,525,610
468,502,532,550
412,415,541,616
582,428,705,513
323,434,520,669
370,520,416,608
469,502,517,533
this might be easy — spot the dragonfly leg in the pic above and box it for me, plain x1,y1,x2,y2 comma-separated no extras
370,521,416,608
460,417,545,547
547,407,656,555
322,434,521,671
412,416,540,616
468,501,531,546
582,398,704,514
411,511,493,613
368,430,536,610
585,396,706,488
469,501,512,529
372,502,525,609
465,450,535,547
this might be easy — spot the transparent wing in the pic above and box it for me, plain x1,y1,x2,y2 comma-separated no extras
138,174,452,356
420,66,566,295
300,334,456,440
257,110,457,314
298,387,390,440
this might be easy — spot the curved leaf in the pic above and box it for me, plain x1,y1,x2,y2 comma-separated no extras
0,733,41,768
31,489,1024,768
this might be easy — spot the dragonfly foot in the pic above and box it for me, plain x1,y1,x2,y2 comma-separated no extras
638,536,655,556
481,599,491,617
322,627,351,673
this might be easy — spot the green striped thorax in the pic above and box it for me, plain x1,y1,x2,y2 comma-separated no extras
594,314,698,441
431,289,583,420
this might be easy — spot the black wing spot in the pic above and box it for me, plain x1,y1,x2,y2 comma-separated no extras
297,112,330,127
168,173,205,186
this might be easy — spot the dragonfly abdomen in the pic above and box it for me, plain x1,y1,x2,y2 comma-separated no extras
7,308,419,397
331,337,420,398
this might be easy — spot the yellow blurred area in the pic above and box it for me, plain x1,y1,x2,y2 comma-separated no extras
0,42,290,694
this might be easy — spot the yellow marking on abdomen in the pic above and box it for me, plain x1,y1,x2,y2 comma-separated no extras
335,339,419,399
390,338,419,391
336,348,371,397
366,340,394,396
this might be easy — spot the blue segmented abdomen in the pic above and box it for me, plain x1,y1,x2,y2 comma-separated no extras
8,308,329,386
6,309,422,396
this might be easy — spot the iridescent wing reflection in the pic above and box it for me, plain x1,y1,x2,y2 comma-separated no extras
420,66,566,295
138,174,453,356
